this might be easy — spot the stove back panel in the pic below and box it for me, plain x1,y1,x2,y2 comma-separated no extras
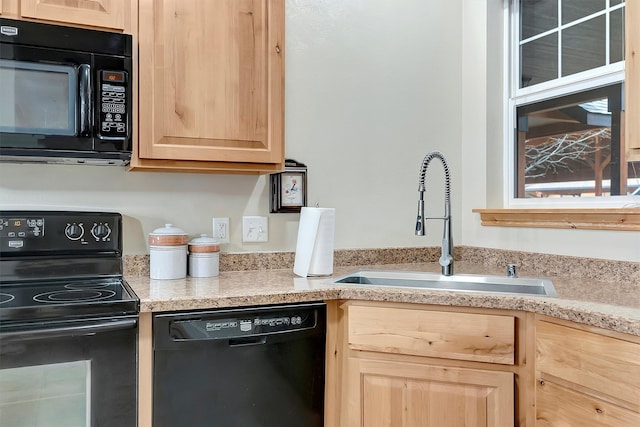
0,211,122,257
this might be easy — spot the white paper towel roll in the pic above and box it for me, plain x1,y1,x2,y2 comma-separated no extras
293,207,335,277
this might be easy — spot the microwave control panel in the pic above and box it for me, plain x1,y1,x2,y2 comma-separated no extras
99,70,128,140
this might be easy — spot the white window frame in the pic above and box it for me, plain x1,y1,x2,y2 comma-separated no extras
503,0,637,208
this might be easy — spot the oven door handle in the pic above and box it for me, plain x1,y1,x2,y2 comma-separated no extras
0,318,138,341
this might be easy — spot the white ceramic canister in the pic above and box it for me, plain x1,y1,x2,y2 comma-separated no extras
188,234,220,278
149,224,188,279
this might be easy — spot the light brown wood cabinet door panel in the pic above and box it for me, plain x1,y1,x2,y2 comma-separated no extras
20,0,126,30
626,0,640,161
536,320,640,410
347,358,514,427
138,0,284,165
536,379,640,427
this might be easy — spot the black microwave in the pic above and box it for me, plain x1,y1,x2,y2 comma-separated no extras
0,18,132,165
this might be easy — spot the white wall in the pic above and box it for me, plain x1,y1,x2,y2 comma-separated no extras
459,0,640,262
0,0,463,255
4,1,633,262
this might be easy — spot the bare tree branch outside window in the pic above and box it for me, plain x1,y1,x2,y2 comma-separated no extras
525,129,610,179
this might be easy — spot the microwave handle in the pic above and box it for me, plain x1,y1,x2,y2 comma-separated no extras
78,64,92,136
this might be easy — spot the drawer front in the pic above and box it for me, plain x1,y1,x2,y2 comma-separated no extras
536,320,640,409
536,378,640,426
347,304,515,364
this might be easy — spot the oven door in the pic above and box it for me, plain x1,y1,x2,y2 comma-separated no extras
0,316,138,427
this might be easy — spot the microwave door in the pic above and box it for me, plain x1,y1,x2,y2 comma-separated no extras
0,60,78,137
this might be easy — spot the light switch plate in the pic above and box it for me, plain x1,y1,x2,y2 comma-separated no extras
242,216,268,242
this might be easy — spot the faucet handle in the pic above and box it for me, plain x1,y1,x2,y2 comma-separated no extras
439,238,452,267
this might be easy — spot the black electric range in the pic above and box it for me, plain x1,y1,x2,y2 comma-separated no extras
0,211,139,427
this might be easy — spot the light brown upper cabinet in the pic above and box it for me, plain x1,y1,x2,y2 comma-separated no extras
626,0,640,161
131,0,285,174
2,0,133,32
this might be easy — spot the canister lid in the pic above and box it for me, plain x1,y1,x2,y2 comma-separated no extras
188,234,220,253
149,224,189,246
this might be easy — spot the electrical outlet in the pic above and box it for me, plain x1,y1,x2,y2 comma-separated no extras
242,216,268,242
212,217,230,243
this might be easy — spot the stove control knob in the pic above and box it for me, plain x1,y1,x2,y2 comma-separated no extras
65,223,84,240
92,223,112,240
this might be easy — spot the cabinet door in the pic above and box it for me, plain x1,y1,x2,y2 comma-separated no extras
536,321,640,409
627,0,640,161
136,0,284,170
346,358,513,427
20,0,127,30
536,378,640,427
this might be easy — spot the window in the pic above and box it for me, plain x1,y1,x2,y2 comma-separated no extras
508,0,640,202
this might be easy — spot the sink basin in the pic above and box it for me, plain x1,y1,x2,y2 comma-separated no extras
331,270,557,297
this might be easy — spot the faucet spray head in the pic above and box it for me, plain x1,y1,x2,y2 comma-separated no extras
415,196,425,236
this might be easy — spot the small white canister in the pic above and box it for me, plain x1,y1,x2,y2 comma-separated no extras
188,234,220,278
149,224,188,279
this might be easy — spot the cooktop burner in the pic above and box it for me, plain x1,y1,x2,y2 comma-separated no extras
0,293,14,305
33,288,117,303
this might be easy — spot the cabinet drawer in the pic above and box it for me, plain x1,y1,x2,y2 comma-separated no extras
536,320,640,409
536,378,640,426
347,304,515,364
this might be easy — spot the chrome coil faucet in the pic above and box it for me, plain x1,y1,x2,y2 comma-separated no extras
415,151,453,276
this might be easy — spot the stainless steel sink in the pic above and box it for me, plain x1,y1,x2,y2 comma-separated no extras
331,270,557,297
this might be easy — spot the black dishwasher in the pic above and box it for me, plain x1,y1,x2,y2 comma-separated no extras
153,302,326,427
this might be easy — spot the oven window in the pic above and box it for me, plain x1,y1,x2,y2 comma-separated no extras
0,60,77,136
0,360,90,427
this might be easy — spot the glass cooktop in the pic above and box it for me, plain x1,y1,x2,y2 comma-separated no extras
0,277,138,323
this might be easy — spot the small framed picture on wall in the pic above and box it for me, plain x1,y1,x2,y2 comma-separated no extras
270,159,307,213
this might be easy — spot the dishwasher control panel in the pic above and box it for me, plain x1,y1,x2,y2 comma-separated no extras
205,315,305,332
164,304,322,341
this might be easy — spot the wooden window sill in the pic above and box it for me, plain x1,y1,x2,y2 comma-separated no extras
472,208,640,231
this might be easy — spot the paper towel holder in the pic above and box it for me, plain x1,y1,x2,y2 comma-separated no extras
270,159,307,213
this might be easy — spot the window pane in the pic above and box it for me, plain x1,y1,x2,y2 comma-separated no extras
515,84,640,198
520,0,558,40
561,16,605,77
0,361,90,427
561,0,605,25
610,7,625,63
610,0,623,5
521,33,558,87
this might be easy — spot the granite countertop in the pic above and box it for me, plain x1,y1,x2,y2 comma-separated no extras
125,260,640,337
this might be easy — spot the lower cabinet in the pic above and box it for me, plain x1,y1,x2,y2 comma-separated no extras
326,300,521,427
347,357,513,426
139,300,640,427
535,318,640,426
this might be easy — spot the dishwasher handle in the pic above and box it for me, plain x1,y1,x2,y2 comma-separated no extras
228,336,267,347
